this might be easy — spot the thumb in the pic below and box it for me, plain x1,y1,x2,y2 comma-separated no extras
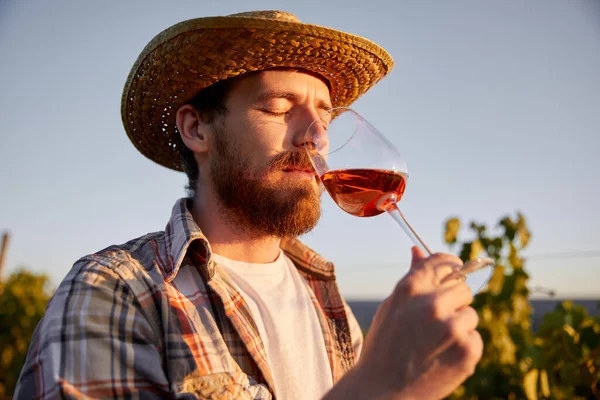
410,246,428,271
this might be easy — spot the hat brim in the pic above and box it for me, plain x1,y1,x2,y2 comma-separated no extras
121,15,394,171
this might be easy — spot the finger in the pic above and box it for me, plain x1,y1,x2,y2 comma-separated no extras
395,253,467,302
440,270,467,286
434,281,474,317
417,285,475,348
408,253,465,295
411,252,463,275
451,305,480,333
467,329,484,365
430,257,466,288
438,328,484,378
410,246,428,270
431,308,481,367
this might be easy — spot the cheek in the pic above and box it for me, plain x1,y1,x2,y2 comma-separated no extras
244,132,287,163
223,113,290,166
243,112,290,146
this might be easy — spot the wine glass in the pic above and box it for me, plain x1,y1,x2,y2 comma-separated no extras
304,107,494,294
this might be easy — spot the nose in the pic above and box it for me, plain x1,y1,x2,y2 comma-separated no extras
292,108,329,155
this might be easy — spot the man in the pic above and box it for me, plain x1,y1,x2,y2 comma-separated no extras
15,10,482,400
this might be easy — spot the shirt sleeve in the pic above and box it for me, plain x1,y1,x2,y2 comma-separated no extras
13,260,171,399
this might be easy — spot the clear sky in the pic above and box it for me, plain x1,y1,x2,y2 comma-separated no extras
1,0,599,299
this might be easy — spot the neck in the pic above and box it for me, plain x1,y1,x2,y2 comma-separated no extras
190,188,282,264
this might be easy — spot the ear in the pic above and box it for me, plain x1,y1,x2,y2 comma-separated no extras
175,104,212,154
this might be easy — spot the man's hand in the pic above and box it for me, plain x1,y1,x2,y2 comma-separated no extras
326,247,483,400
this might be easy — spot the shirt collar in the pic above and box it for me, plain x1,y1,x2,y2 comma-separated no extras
162,198,336,282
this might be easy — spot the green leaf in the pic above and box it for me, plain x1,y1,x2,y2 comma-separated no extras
524,368,539,400
444,217,461,245
539,369,551,397
470,221,486,236
486,264,506,295
509,243,524,269
459,242,473,263
579,324,600,350
470,239,484,260
563,324,578,339
516,213,531,249
539,310,565,337
499,216,517,241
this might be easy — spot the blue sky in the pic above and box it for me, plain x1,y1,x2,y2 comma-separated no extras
1,0,599,299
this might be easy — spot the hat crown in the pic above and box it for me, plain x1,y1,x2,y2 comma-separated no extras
226,10,301,23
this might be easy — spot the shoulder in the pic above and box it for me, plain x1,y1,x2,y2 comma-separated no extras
48,231,169,314
71,231,166,282
15,237,171,399
39,231,170,339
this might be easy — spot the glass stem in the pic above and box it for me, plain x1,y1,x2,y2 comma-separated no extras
386,203,434,256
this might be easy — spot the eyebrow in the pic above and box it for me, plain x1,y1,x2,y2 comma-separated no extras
256,91,332,111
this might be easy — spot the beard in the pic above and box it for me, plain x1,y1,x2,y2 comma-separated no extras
209,125,322,238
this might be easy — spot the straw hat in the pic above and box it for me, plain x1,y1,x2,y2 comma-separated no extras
121,10,394,171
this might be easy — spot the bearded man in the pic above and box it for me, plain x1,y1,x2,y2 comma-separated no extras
15,11,483,400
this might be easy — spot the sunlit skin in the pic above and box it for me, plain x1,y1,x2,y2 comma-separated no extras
176,70,331,263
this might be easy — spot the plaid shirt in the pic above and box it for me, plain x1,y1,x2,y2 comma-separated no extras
15,199,363,399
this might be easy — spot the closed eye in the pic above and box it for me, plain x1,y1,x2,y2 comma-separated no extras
261,109,288,117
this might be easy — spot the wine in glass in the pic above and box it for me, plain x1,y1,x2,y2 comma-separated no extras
305,107,493,294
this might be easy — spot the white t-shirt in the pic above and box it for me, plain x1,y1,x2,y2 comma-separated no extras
211,250,333,400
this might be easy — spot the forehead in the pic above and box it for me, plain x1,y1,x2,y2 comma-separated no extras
229,69,332,103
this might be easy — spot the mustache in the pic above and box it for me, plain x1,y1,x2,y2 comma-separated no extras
268,151,315,172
